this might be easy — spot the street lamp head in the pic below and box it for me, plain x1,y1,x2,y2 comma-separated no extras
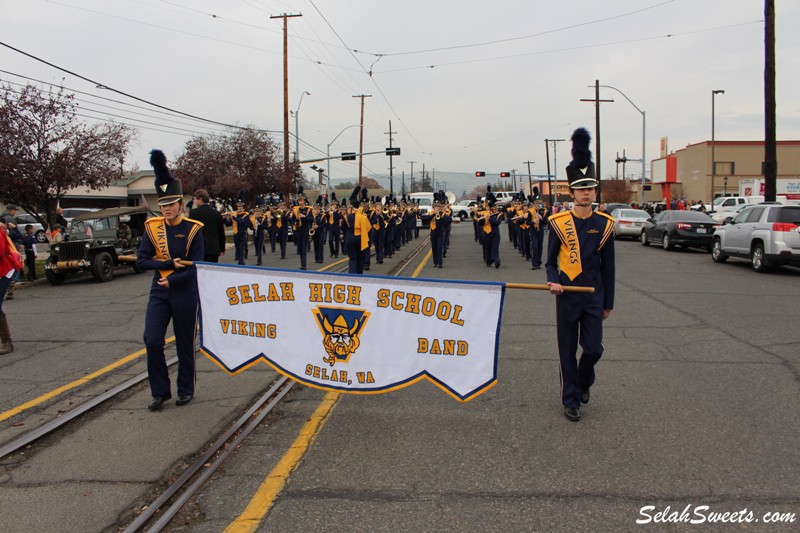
713,89,725,95
304,91,311,96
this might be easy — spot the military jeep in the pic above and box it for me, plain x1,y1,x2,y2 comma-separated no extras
45,206,154,285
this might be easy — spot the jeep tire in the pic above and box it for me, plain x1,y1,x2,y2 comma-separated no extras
91,251,114,282
45,258,66,286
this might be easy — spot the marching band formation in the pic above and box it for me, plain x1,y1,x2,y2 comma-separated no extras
470,185,550,270
219,186,425,274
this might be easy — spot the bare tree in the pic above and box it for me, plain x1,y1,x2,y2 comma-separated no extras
600,179,634,203
0,81,137,228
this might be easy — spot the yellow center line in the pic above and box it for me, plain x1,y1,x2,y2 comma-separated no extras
225,246,430,531
223,391,340,533
412,249,433,278
0,336,176,423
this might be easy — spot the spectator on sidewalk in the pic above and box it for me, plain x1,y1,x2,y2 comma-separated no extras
21,225,37,281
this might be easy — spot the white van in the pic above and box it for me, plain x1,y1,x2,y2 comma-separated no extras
408,192,456,226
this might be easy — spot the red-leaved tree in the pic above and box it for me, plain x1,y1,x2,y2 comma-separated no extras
0,81,137,228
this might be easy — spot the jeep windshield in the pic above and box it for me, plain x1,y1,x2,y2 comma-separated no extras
70,216,118,237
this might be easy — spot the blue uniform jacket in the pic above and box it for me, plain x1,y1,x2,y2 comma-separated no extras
137,217,204,289
545,210,615,310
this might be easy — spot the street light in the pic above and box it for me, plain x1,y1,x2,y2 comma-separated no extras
327,124,360,195
712,89,725,205
294,91,310,162
724,176,728,197
599,84,646,206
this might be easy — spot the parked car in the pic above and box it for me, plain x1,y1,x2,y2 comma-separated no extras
711,204,800,272
640,210,718,251
493,191,516,207
609,208,650,239
16,213,48,243
452,200,476,221
604,202,632,214
45,206,153,284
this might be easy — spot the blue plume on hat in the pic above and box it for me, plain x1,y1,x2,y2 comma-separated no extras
571,127,592,169
350,185,361,202
331,191,337,202
150,149,172,188
315,195,322,206
533,186,540,198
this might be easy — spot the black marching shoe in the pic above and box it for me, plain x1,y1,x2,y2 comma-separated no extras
564,406,581,422
176,394,193,406
148,394,172,411
495,262,501,269
580,388,590,404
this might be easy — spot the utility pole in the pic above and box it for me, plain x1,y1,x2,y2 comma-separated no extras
385,120,397,195
401,171,406,196
523,160,534,197
353,94,372,187
421,163,426,191
271,12,302,197
546,139,566,205
408,161,416,195
764,0,777,202
581,80,614,202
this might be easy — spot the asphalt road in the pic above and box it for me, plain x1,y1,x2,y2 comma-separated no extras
1,223,798,532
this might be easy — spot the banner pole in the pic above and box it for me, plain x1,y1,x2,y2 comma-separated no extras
180,263,593,293
505,283,594,293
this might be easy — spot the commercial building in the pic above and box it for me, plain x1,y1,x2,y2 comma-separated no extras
649,140,800,204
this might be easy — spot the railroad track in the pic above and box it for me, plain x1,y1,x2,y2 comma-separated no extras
0,235,431,531
123,236,431,532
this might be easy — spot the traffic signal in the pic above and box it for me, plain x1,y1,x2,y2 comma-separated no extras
500,172,511,178
341,152,356,161
475,171,486,177
385,147,400,156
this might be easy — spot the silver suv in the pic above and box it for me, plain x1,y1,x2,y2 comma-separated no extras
711,204,800,272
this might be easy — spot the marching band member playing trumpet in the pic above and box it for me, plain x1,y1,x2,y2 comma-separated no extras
224,196,251,265
327,193,342,258
288,188,313,270
250,203,269,266
429,192,451,268
312,198,327,264
273,198,289,259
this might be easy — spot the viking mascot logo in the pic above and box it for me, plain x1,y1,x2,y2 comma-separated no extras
312,307,370,366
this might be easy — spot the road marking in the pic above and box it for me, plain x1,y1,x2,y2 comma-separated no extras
223,391,340,533
224,247,429,530
412,249,433,278
0,337,175,423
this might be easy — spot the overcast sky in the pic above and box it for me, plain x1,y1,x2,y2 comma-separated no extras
4,0,799,194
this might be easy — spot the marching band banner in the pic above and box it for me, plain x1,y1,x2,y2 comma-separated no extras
196,263,505,402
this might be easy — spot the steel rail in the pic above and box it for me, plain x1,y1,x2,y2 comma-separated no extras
125,235,433,531
0,356,178,460
123,376,294,533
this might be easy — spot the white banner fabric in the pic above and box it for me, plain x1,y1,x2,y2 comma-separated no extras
196,263,505,402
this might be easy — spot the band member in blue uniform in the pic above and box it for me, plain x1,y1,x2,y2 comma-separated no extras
546,128,615,422
288,188,313,270
344,186,371,274
272,197,289,259
485,197,505,268
251,203,268,266
224,196,251,265
327,193,342,258
312,197,326,264
138,150,204,410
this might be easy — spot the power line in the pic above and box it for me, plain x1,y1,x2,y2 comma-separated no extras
373,20,763,74
355,0,676,57
0,41,281,133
